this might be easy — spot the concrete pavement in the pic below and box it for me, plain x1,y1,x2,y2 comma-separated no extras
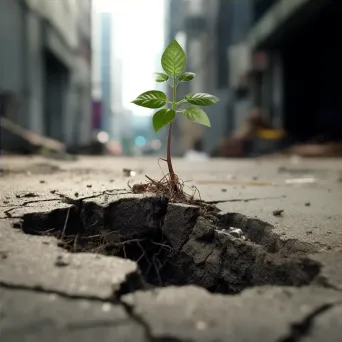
1,155,342,341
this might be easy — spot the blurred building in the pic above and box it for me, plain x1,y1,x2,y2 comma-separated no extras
166,0,342,155
247,0,342,142
0,0,92,150
166,0,231,155
99,12,113,137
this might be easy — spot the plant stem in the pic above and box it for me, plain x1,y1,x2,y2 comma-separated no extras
167,76,177,182
167,122,175,178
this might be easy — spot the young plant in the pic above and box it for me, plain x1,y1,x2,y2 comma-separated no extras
131,39,219,186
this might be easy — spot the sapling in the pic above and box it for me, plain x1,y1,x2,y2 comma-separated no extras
131,39,219,192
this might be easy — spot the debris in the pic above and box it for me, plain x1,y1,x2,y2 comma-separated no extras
40,180,46,184
0,251,8,259
0,116,66,154
305,202,311,206
272,209,284,217
86,185,92,188
12,221,22,229
123,168,137,177
227,228,244,239
15,192,38,199
54,256,69,267
221,189,227,192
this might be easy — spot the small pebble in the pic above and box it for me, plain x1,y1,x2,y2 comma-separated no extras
221,189,227,192
227,227,244,238
55,256,69,267
305,202,311,206
272,209,284,216
86,185,92,188
40,180,46,184
0,251,8,259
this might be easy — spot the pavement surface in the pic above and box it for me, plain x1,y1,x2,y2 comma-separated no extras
1,155,342,341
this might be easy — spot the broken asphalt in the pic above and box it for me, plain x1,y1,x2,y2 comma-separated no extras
1,155,342,341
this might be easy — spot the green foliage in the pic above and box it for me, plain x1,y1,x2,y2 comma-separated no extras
185,93,220,106
153,109,176,132
132,38,220,133
131,90,167,109
161,39,186,76
178,72,196,82
155,72,169,83
184,107,211,127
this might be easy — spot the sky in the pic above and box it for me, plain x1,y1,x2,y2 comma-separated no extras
93,0,167,116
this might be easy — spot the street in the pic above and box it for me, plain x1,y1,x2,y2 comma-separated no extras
1,155,342,341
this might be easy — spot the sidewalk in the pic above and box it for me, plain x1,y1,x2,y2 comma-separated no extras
1,155,342,341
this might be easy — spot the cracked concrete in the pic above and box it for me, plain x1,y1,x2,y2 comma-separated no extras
121,285,342,342
1,156,342,341
1,287,146,342
0,222,144,299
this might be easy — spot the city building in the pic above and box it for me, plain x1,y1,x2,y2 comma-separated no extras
247,0,342,142
166,0,342,156
166,0,231,155
0,0,92,150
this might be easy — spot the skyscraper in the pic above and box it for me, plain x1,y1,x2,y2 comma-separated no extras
100,12,113,137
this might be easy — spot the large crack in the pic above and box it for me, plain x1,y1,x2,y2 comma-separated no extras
8,192,322,295
278,302,342,342
3,191,342,342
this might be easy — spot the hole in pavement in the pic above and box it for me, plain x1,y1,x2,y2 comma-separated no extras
14,194,321,295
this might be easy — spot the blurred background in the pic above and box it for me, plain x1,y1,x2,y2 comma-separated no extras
1,0,342,159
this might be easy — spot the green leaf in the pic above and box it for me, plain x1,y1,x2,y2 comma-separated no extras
132,90,167,109
178,72,196,82
183,107,211,127
155,72,169,83
185,93,220,106
153,108,176,132
161,39,186,76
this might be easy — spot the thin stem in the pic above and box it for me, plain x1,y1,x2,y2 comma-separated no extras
166,76,177,181
167,122,174,177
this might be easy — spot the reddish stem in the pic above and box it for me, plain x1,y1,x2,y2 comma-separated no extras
167,122,175,181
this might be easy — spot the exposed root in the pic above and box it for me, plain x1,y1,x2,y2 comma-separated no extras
39,224,175,287
131,173,218,221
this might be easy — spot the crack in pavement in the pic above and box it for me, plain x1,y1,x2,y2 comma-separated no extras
2,189,131,218
314,276,342,294
278,301,342,342
0,281,151,337
4,198,60,218
0,281,118,303
119,297,154,342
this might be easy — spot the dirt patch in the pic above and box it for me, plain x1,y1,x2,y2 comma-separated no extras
9,192,323,295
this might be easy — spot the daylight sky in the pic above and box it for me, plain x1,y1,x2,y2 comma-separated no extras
93,0,167,116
